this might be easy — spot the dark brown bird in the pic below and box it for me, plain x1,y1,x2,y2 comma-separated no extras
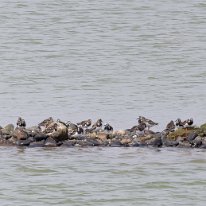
138,116,158,130
165,120,175,132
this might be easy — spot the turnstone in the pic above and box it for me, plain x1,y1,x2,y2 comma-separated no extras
138,116,158,130
165,120,175,132
66,121,78,135
16,117,26,128
104,123,113,132
77,119,92,128
186,118,193,127
92,119,103,129
38,117,54,128
175,118,187,128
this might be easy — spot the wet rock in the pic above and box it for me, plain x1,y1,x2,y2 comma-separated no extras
61,139,77,147
44,137,57,147
177,141,191,148
29,140,46,147
110,139,122,147
84,138,100,146
16,139,31,146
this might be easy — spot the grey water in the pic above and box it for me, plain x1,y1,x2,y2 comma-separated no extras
0,0,206,205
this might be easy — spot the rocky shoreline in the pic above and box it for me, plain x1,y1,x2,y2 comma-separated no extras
1,117,206,148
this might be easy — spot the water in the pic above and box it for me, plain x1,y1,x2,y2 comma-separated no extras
1,147,206,206
0,0,206,205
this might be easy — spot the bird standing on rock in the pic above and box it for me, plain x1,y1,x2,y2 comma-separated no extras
175,118,187,128
186,118,193,127
165,120,175,132
104,123,113,132
92,119,103,129
16,117,26,128
138,116,158,130
77,119,92,128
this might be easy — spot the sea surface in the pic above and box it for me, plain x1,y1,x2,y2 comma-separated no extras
0,0,206,205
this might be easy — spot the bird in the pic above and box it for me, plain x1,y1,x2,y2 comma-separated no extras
186,118,193,127
38,117,54,128
104,123,113,132
77,119,92,128
138,116,158,130
165,120,175,132
92,119,103,129
175,118,187,128
16,117,26,128
66,121,78,135
57,119,67,126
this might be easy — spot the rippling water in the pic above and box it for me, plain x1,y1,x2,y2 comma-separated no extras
1,0,206,205
1,147,206,206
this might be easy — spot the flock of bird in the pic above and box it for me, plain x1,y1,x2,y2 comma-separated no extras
15,116,194,136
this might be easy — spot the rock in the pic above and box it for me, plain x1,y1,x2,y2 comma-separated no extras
113,130,126,136
177,141,191,148
110,139,122,147
147,133,162,147
1,124,15,139
33,133,48,141
191,136,202,148
97,132,109,141
161,133,179,147
47,122,68,142
16,139,31,146
12,128,28,140
84,138,100,146
29,140,46,147
44,137,57,147
61,140,77,147
187,132,198,142
120,137,132,146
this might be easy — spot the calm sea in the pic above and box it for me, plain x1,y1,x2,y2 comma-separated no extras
0,0,206,205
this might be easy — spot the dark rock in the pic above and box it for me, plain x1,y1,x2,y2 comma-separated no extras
147,134,162,147
44,137,57,147
33,133,48,141
16,139,31,146
187,132,198,142
191,136,202,148
61,140,77,147
29,140,46,147
110,139,122,147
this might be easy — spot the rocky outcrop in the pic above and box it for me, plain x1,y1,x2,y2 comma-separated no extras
1,117,206,149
